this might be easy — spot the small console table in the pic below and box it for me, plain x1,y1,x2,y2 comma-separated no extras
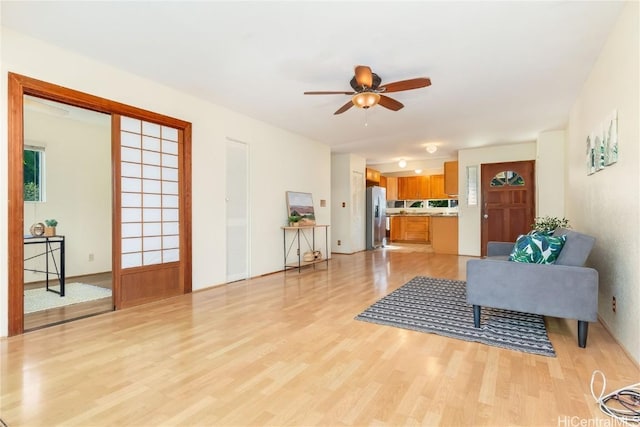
24,235,66,296
281,225,329,273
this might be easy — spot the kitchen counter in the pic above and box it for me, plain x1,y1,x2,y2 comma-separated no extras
430,215,459,254
388,213,459,254
387,213,458,217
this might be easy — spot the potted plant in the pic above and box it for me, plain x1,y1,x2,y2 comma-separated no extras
531,216,570,234
288,215,302,227
44,219,58,236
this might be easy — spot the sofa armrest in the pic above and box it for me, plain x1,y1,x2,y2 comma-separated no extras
466,258,598,322
487,241,514,257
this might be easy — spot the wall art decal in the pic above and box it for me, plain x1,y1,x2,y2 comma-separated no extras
604,110,618,166
586,110,618,175
586,133,596,175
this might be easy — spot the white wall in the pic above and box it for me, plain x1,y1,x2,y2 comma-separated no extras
0,28,331,336
457,142,537,256
23,108,112,281
565,2,639,363
375,157,455,176
536,130,566,218
331,153,366,254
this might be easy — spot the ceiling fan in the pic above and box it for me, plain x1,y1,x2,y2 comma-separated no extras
304,65,431,115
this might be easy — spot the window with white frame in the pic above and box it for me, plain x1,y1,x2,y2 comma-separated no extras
24,146,45,202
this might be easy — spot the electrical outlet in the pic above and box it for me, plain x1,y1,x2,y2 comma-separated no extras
612,296,616,313
88,253,94,262
337,240,341,246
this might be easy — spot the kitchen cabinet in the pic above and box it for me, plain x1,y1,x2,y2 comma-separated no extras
405,217,429,242
390,216,404,241
444,161,459,196
398,176,430,199
385,176,398,200
379,175,387,189
389,216,429,243
431,216,458,254
366,168,380,186
430,174,447,199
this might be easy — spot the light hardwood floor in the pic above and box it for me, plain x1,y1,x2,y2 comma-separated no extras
23,272,113,331
2,248,638,426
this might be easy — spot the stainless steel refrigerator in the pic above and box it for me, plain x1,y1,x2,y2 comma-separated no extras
366,186,386,249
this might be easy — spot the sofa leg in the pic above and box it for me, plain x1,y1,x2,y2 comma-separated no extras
578,321,588,348
473,305,481,328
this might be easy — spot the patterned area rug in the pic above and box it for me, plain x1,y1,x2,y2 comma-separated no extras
24,283,112,314
355,276,556,357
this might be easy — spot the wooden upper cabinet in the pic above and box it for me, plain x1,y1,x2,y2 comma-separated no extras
379,175,387,189
398,176,430,199
444,161,459,196
417,176,430,199
398,176,416,199
430,174,447,199
366,167,380,186
385,176,398,200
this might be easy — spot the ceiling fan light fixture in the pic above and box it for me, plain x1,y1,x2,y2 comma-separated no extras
352,92,380,109
398,159,407,168
426,144,438,154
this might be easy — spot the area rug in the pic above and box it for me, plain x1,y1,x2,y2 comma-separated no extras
24,283,112,314
355,276,556,357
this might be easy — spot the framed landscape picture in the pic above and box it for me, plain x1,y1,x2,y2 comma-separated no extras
286,191,315,224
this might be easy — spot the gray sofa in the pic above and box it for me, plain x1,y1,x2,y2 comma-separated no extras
466,228,598,348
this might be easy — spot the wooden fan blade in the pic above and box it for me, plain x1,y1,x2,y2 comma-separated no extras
334,101,354,115
380,77,431,93
304,91,355,95
378,95,404,111
354,65,373,88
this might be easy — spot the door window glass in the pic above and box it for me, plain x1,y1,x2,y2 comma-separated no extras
490,170,525,187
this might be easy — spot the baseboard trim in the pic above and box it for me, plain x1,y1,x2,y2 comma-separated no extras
597,315,640,368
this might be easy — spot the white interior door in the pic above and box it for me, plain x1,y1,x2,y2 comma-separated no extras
351,170,365,252
226,138,249,282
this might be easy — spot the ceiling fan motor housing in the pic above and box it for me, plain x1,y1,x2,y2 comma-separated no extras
351,73,382,91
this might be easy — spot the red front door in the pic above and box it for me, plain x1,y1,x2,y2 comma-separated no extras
480,161,535,256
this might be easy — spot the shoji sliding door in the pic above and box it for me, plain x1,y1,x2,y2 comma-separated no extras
8,73,192,334
114,115,190,308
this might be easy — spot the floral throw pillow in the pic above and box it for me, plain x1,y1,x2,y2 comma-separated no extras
509,233,567,264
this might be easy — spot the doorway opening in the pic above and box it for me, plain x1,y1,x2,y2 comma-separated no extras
22,96,113,331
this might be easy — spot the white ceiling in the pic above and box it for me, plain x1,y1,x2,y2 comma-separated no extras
1,1,625,171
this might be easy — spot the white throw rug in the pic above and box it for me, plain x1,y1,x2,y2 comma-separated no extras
24,283,112,314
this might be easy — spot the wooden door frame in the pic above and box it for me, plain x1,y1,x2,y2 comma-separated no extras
7,73,192,335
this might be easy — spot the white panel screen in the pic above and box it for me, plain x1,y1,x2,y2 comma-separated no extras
120,117,180,268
